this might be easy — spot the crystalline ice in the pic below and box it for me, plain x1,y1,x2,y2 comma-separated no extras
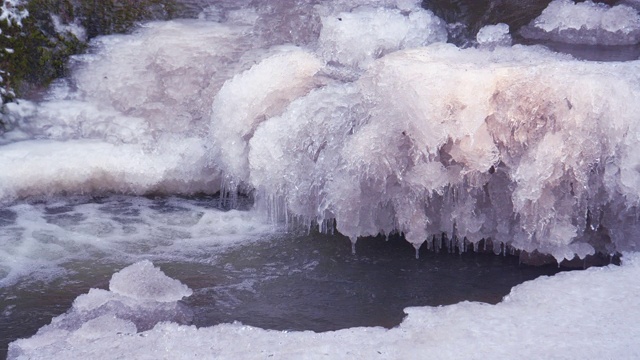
521,0,640,45
109,260,192,302
210,46,323,186
476,23,512,49
317,6,446,68
2,1,640,263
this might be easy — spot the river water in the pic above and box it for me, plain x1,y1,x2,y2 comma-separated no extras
0,195,562,356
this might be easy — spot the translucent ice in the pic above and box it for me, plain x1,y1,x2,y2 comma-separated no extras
476,23,512,49
248,44,640,262
109,260,192,302
210,46,324,185
6,261,194,356
522,0,640,45
317,6,446,68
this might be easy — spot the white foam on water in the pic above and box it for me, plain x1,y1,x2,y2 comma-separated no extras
9,253,640,359
522,0,640,45
0,196,277,287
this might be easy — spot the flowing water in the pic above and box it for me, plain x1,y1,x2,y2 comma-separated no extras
0,195,563,357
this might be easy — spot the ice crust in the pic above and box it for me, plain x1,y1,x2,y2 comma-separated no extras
2,0,640,261
522,0,640,45
9,252,640,359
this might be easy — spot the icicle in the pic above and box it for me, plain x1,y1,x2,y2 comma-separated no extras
350,236,358,255
413,244,420,259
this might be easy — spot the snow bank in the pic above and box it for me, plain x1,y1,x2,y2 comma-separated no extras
9,253,640,359
522,0,640,45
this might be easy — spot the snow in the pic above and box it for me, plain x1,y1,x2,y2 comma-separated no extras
0,0,28,102
522,0,640,45
51,14,86,42
9,254,640,359
0,0,28,27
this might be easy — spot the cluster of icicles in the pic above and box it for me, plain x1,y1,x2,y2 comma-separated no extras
2,0,640,264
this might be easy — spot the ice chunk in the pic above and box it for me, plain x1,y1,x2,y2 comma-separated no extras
6,261,194,357
522,0,640,45
109,260,192,302
318,7,446,68
476,23,512,49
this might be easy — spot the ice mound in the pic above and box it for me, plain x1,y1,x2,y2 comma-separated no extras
209,46,324,186
476,23,512,49
246,44,640,262
9,253,640,359
0,139,219,203
7,261,193,359
109,260,192,302
318,6,446,68
521,0,640,45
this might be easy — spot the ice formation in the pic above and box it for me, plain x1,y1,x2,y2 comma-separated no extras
2,0,640,264
7,261,194,360
317,6,447,68
521,0,640,45
250,44,640,263
9,253,640,359
476,23,512,49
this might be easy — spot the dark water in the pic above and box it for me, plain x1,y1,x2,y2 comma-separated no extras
0,226,563,357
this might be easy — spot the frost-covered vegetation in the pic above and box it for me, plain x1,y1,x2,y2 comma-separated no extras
0,0,177,108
